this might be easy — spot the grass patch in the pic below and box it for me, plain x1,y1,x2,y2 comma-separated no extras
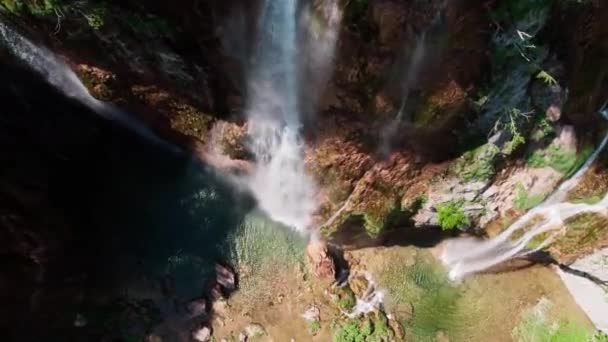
226,211,307,308
514,184,546,210
308,319,321,335
512,298,594,342
436,201,470,230
377,253,473,341
527,145,593,176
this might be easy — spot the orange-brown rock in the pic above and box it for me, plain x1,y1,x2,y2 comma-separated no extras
306,240,336,280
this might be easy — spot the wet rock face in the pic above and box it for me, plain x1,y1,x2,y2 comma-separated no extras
306,241,336,280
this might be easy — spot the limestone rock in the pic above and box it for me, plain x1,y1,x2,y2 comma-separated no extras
302,306,321,322
555,125,577,152
244,323,266,338
306,241,336,280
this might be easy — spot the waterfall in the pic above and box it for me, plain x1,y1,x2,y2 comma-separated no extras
242,0,341,233
442,110,608,280
0,21,178,153
380,2,446,154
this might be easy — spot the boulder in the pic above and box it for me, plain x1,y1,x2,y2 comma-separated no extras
215,263,236,292
306,241,336,280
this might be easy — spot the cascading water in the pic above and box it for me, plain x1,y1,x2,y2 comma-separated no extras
0,21,178,153
380,2,446,154
242,0,341,233
442,109,608,280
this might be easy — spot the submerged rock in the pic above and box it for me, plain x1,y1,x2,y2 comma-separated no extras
185,298,208,317
306,241,336,280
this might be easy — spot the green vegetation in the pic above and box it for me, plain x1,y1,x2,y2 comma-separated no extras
477,0,551,139
83,4,107,30
331,312,394,342
456,143,500,182
0,0,62,16
436,201,469,230
334,286,357,311
308,319,321,335
227,212,307,307
536,70,558,86
228,211,306,271
378,254,470,341
553,213,608,256
512,298,596,342
514,184,545,210
527,145,593,176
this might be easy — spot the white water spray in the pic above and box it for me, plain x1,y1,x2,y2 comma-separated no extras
0,21,178,153
442,109,608,280
242,0,341,232
345,272,385,318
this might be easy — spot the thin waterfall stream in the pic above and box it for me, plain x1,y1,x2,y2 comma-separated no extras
442,108,608,280
0,21,180,154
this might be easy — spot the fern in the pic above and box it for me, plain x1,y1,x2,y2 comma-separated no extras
536,70,558,86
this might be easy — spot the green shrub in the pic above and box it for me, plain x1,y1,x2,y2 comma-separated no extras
84,5,107,31
513,184,545,210
436,201,469,230
331,313,394,342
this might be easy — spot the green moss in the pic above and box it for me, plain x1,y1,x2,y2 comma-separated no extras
513,184,545,210
527,145,594,176
414,99,443,127
436,201,469,231
455,143,500,182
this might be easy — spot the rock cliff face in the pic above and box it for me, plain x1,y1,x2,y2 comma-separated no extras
2,0,608,337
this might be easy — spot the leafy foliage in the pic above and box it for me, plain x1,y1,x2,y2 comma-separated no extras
332,312,394,342
436,201,469,230
536,70,558,86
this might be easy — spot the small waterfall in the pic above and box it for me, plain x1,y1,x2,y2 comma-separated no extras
345,272,385,318
380,2,446,153
242,0,341,232
0,21,178,153
381,32,428,152
442,109,608,280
